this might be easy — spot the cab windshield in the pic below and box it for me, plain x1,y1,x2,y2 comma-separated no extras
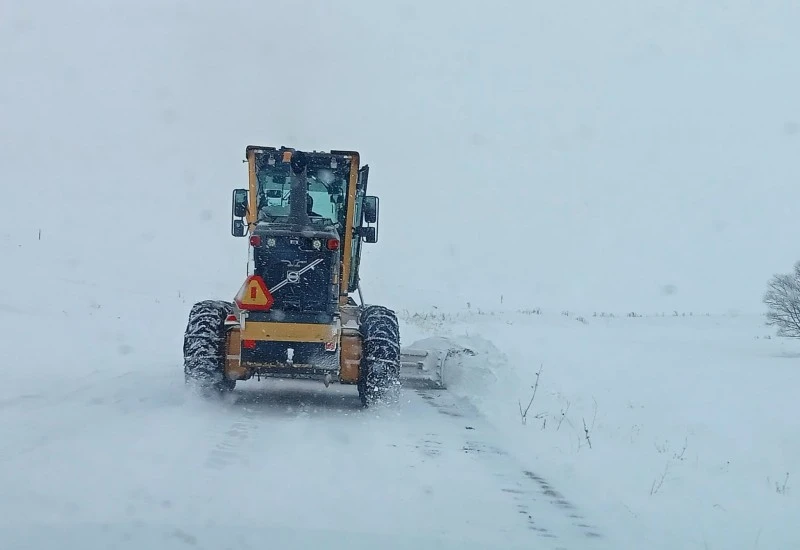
254,153,349,228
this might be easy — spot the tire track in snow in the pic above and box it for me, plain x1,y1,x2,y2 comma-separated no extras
414,388,605,547
198,383,362,471
196,396,269,471
203,413,261,470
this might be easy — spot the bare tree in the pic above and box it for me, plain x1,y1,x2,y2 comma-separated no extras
764,261,800,338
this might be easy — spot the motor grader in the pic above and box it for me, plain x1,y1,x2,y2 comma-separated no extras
182,146,452,406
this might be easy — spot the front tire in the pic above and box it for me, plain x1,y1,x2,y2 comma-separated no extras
183,300,235,395
358,305,401,407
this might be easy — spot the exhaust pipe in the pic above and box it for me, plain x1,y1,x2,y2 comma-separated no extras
289,151,310,226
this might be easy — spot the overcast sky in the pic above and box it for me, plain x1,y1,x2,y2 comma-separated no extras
2,0,798,314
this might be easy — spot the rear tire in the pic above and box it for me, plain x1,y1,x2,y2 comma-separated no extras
183,300,235,395
358,305,401,407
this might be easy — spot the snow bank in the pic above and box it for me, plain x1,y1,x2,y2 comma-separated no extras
400,309,800,549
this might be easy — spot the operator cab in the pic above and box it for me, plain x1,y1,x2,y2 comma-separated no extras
230,146,380,306
254,154,346,231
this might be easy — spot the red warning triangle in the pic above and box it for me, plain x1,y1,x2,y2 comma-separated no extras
234,276,274,311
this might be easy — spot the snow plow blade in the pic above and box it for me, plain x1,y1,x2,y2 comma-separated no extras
399,337,475,389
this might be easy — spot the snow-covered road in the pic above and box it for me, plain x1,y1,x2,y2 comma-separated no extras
1,242,797,549
0,365,608,550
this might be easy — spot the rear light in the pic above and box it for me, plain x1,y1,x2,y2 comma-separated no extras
224,314,239,326
242,339,256,349
249,235,262,247
327,238,340,251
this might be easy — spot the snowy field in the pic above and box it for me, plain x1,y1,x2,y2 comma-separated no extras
403,308,800,548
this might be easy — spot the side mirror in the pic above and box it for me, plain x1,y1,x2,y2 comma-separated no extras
361,226,377,244
232,219,246,237
363,196,379,224
232,189,248,218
